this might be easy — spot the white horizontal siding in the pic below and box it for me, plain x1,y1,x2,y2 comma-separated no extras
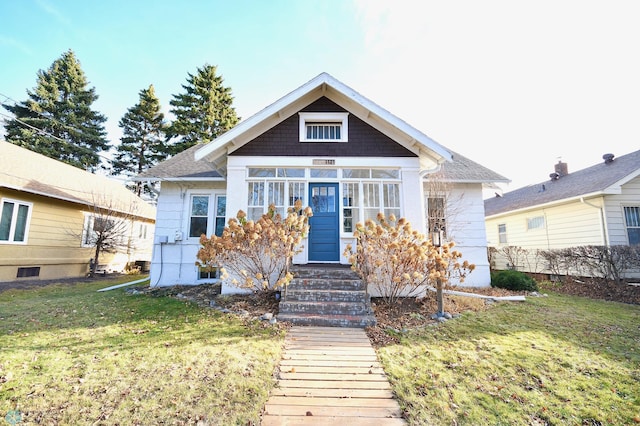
604,176,640,245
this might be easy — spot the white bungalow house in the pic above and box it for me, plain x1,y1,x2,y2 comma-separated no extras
485,150,640,278
137,73,508,292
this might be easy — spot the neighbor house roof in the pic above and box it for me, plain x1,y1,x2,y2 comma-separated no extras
0,141,156,220
139,72,507,185
484,149,640,217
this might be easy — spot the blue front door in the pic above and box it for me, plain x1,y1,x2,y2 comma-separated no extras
308,183,340,262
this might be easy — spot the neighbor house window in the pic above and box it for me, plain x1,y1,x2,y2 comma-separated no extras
0,199,32,244
82,214,117,247
624,206,640,245
527,216,545,230
498,223,507,244
299,112,349,142
188,194,226,238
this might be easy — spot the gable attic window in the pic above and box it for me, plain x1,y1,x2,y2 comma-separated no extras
299,112,348,142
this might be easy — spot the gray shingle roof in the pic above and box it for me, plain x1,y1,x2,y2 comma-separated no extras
136,144,223,180
442,151,509,183
484,150,640,217
137,143,508,184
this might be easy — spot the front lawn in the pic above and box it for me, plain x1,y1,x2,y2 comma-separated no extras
377,293,640,425
0,277,285,425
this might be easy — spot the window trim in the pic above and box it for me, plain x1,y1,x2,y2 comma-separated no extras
187,191,227,240
0,198,33,245
498,223,507,244
623,206,640,245
299,112,349,142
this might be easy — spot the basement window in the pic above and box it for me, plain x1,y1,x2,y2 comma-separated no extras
299,112,348,142
17,267,40,278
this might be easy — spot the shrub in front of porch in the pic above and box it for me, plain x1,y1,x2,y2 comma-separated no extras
344,214,475,304
197,200,312,292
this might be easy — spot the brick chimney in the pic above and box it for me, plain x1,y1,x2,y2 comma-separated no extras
554,160,568,177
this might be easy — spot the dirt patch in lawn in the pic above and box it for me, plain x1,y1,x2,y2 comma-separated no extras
539,276,640,305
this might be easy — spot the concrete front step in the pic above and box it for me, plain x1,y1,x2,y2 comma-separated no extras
279,300,370,316
289,278,366,291
277,313,377,328
291,266,360,280
285,289,368,303
279,265,376,328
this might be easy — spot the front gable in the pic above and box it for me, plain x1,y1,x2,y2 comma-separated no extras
231,97,417,158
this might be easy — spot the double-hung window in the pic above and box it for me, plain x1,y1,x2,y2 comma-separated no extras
0,199,32,244
189,194,226,238
498,223,507,244
624,206,640,245
82,214,119,247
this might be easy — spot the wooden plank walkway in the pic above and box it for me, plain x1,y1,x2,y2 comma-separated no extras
262,326,406,425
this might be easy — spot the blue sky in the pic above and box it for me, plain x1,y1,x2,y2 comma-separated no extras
1,0,639,193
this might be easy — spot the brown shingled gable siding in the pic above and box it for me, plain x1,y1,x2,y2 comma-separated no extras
230,97,417,157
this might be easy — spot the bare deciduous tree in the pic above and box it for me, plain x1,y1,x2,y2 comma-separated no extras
72,196,141,277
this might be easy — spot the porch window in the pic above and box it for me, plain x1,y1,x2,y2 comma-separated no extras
0,198,32,244
214,195,226,237
299,112,348,142
342,183,359,232
624,206,640,245
248,180,306,221
342,181,401,232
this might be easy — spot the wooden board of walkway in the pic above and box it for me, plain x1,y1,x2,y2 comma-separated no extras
262,326,406,425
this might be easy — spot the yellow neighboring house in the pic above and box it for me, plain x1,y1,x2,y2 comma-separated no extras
0,141,156,282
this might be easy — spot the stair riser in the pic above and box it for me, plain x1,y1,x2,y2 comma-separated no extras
285,291,368,303
279,303,369,316
289,279,366,291
277,315,376,328
292,269,359,280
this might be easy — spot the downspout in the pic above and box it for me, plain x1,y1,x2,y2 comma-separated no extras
580,197,608,245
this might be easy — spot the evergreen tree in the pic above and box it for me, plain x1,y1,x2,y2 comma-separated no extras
115,85,168,196
166,64,239,154
2,49,109,171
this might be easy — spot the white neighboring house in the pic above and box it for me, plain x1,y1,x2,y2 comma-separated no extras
137,73,508,292
485,150,640,277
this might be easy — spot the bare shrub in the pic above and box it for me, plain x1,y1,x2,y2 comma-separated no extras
196,200,312,292
344,214,475,304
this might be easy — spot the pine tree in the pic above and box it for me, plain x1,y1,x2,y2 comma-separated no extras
166,64,239,154
115,85,168,196
2,50,109,171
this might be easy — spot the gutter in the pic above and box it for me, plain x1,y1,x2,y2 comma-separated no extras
580,197,608,245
